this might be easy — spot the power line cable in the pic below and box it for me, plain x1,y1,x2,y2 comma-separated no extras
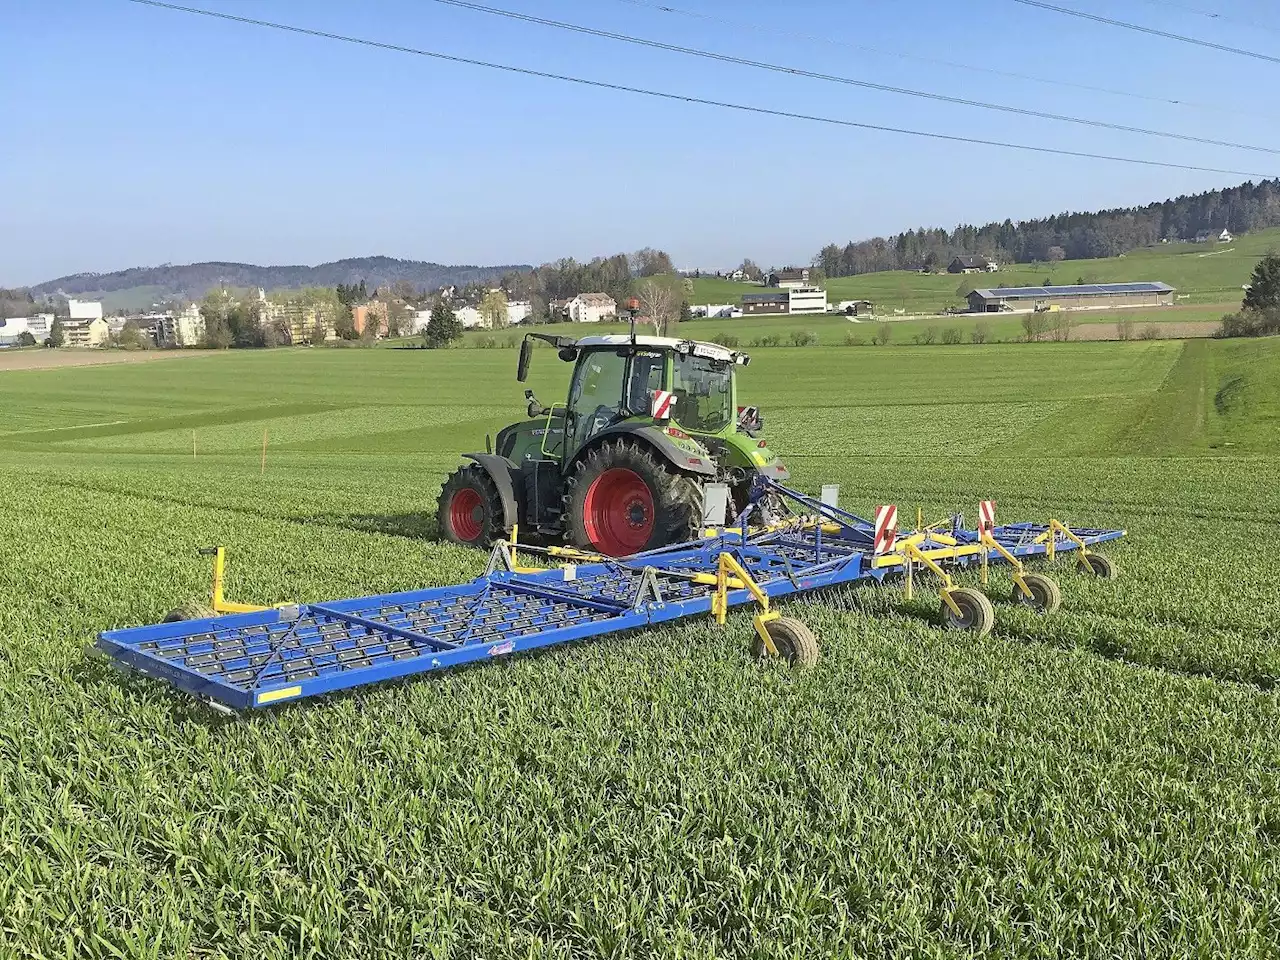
1011,0,1280,64
1131,0,1280,35
123,0,1277,179
609,0,1250,115
429,0,1280,155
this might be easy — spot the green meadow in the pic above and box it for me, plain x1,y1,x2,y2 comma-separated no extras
1,338,1278,957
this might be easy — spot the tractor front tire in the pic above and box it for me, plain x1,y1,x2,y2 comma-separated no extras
437,465,509,548
565,439,703,557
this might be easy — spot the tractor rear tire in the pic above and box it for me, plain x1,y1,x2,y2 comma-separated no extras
437,465,509,548
941,587,996,637
1012,572,1062,614
1079,552,1116,579
565,439,703,557
754,616,819,668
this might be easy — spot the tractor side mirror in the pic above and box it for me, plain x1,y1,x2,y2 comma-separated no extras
517,337,533,382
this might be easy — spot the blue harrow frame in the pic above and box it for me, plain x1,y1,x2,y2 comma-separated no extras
95,481,1125,711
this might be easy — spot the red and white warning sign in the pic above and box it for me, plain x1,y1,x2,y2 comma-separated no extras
651,390,675,420
978,500,996,537
873,504,898,555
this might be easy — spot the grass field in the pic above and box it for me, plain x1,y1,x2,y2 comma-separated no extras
692,227,1278,314
2,339,1280,957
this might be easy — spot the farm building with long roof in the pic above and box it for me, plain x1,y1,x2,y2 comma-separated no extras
967,282,1174,314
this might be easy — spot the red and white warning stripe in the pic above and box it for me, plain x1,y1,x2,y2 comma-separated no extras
873,504,898,555
978,500,996,537
651,390,675,420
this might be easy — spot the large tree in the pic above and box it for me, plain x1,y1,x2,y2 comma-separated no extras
47,318,65,347
423,301,461,348
635,275,684,337
1243,252,1280,312
630,248,675,278
480,289,509,329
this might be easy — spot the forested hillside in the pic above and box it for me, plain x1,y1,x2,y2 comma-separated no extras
28,256,528,304
817,178,1280,277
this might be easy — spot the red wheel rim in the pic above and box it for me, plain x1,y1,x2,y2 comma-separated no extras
449,488,484,541
584,467,655,556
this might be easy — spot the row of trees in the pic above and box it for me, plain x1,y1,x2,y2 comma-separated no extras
815,178,1280,277
0,288,75,322
497,248,679,325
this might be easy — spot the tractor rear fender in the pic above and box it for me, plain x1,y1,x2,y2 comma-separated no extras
461,454,522,530
574,424,717,478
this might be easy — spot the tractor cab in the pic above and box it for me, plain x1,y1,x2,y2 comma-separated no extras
438,330,789,556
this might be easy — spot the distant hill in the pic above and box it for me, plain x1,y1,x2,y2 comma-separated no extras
28,256,531,310
815,177,1280,278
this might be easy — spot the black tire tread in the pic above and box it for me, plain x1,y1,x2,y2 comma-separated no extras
437,464,509,548
1013,572,1062,614
1080,552,1117,580
942,587,996,637
564,438,703,554
163,601,216,623
755,616,820,667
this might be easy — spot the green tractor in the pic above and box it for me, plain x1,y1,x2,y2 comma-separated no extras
437,331,789,556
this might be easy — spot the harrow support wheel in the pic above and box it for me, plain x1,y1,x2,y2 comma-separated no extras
754,616,819,668
942,587,995,637
1012,572,1062,614
1079,552,1116,580
163,601,216,623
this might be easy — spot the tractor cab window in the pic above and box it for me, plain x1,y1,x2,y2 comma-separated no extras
671,353,733,433
626,351,665,416
568,349,628,451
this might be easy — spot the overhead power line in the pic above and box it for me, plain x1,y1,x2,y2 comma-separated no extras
1133,0,1280,36
123,0,1277,179
1011,0,1280,65
430,0,1280,156
610,0,1244,115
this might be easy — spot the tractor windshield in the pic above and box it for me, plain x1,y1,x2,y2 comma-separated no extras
671,353,733,433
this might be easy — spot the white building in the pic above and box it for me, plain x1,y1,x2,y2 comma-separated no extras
567,293,617,324
0,316,32,346
788,287,828,315
159,303,205,347
691,303,739,319
68,299,105,322
454,306,484,329
25,314,55,341
507,300,532,325
0,315,56,344
410,309,432,335
1219,229,1234,243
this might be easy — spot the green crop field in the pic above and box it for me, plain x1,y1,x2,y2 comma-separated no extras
692,227,1278,315
2,339,1280,958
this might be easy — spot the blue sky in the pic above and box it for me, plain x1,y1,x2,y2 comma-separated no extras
3,0,1279,284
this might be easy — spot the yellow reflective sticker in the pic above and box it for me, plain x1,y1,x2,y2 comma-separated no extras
257,685,302,705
